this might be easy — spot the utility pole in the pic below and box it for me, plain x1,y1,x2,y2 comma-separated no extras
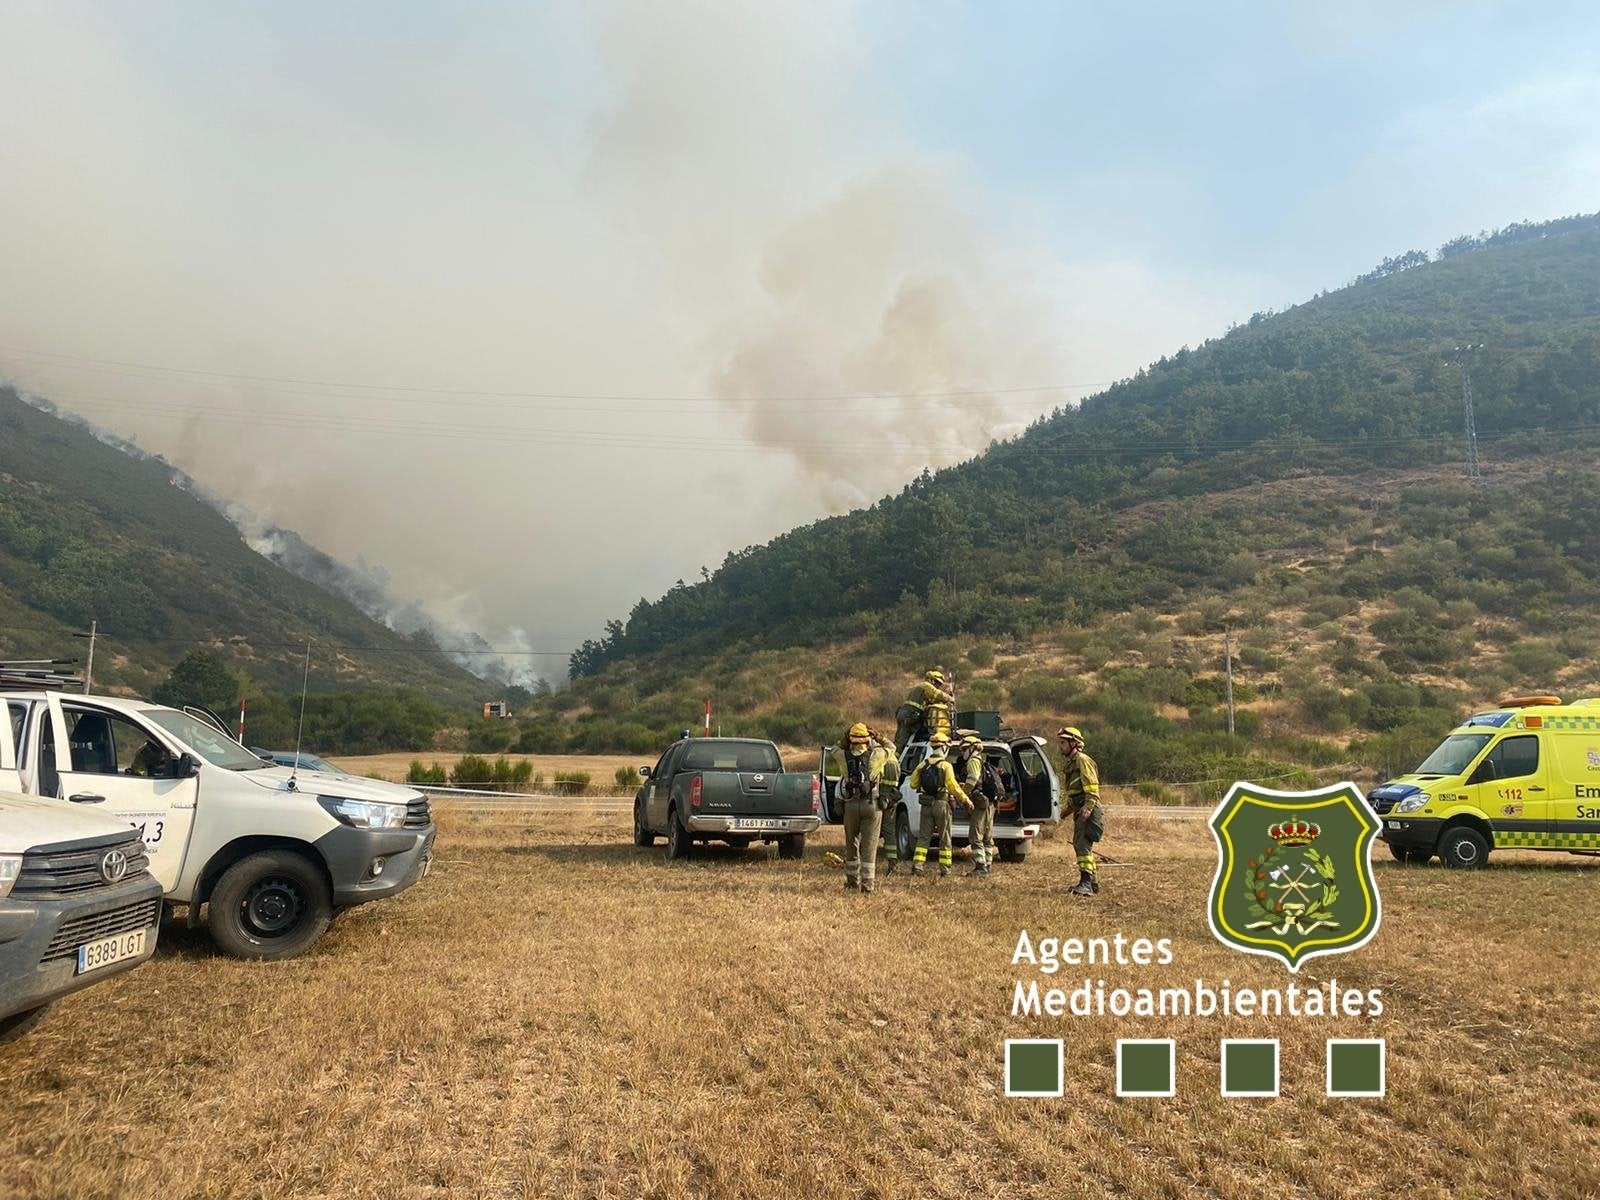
82,620,97,693
1223,626,1235,736
1451,344,1484,483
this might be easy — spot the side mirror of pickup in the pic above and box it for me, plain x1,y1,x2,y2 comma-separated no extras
171,752,201,779
638,766,651,779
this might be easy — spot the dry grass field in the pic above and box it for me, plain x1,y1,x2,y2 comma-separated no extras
3,808,1599,1200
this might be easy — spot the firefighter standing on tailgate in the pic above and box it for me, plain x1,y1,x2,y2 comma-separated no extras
908,732,971,877
954,734,994,877
896,669,956,750
1058,726,1105,896
838,723,891,894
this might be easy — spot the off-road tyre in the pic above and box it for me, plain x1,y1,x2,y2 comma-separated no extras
666,805,692,860
777,833,806,860
633,802,656,847
208,849,333,961
894,808,914,863
997,840,1030,863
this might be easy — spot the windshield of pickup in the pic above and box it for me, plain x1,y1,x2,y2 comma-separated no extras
142,708,271,771
1412,733,1492,777
680,742,783,773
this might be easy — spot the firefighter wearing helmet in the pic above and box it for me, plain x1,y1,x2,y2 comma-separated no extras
906,731,971,877
1058,726,1104,896
895,668,956,751
837,722,893,893
953,733,995,876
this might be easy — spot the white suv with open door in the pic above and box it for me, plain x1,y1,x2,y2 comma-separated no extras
2,692,435,960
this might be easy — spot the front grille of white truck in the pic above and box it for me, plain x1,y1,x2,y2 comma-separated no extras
404,798,432,828
13,837,151,900
40,897,162,964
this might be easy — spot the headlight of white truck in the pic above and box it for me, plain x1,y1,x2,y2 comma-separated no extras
0,854,20,899
1396,793,1431,813
318,796,408,830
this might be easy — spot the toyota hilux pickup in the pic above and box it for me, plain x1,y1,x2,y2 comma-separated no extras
632,737,821,860
2,690,435,961
0,781,163,1042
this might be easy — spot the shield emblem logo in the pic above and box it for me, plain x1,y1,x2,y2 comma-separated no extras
1207,782,1381,972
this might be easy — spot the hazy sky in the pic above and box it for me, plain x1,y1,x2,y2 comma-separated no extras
2,1,1596,677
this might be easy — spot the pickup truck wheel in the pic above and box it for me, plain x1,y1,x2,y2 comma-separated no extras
0,1003,51,1044
997,841,1029,863
1439,827,1489,870
633,802,657,847
777,833,806,860
208,850,333,960
665,806,692,860
894,808,913,863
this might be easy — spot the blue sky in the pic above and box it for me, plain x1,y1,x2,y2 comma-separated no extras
1,1,1595,662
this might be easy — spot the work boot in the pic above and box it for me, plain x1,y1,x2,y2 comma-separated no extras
938,865,951,878
883,860,897,876
968,864,989,877
844,877,860,891
910,864,925,877
1069,870,1098,897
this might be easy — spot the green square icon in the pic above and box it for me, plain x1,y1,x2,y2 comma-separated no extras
1327,1039,1385,1097
1116,1039,1175,1097
1005,1039,1063,1097
1221,1039,1279,1097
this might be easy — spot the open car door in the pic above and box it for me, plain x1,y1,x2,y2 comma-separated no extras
1010,736,1060,823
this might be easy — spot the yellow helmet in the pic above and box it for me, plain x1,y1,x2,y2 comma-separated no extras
929,731,952,747
1057,725,1084,743
962,734,983,748
926,669,945,685
847,722,870,741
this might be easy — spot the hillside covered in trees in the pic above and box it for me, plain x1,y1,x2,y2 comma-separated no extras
0,388,487,708
504,215,1600,787
574,213,1600,674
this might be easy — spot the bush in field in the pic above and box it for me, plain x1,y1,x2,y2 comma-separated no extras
615,767,641,790
961,678,1003,708
406,760,447,785
1007,674,1084,713
553,770,591,795
965,644,995,669
450,754,493,785
1136,780,1182,805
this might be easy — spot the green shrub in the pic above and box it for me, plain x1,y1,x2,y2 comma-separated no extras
406,760,447,785
450,754,494,785
1504,640,1565,680
1007,674,1085,713
553,770,591,795
1135,780,1182,805
965,644,995,669
615,766,641,790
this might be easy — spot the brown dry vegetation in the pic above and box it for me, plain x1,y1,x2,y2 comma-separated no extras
3,809,1599,1200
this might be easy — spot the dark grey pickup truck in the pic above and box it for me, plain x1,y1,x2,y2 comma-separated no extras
632,738,821,860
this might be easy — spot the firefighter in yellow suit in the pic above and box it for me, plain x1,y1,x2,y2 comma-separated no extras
896,669,955,750
1058,726,1105,896
838,722,891,894
908,732,971,877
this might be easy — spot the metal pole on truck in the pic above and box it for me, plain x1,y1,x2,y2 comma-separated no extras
82,620,97,693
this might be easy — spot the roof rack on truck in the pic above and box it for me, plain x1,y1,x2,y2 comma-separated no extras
0,659,85,691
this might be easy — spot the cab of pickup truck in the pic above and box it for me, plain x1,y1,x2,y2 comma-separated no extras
2,691,435,961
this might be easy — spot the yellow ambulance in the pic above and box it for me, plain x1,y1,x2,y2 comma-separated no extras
1371,696,1600,868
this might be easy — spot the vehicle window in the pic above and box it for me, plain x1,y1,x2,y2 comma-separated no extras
1015,745,1048,781
1473,735,1539,784
901,746,928,775
651,747,677,779
140,707,269,771
62,708,163,776
1414,733,1492,776
7,701,27,767
680,743,782,773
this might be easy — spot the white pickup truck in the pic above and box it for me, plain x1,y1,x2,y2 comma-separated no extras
2,691,436,960
820,733,1060,863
